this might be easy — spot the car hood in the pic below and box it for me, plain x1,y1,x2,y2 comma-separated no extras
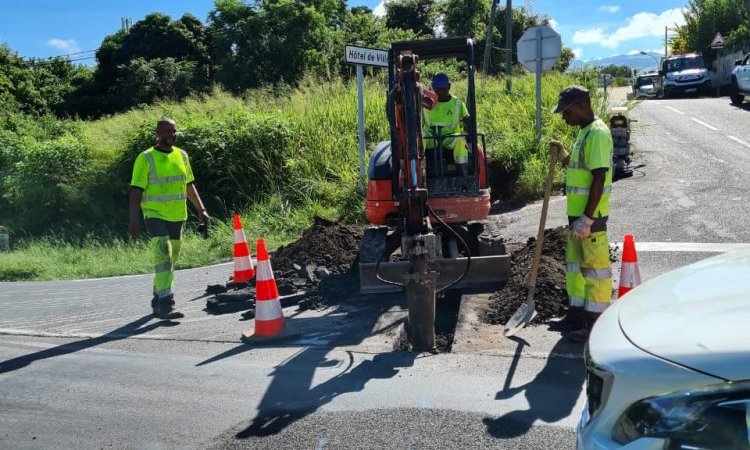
618,250,750,381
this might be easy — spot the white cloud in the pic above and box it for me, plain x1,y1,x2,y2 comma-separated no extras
572,8,685,48
47,38,80,54
626,49,640,55
373,1,386,17
548,19,559,29
572,47,584,59
597,5,621,13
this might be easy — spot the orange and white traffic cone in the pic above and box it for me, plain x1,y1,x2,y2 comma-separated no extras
241,238,298,342
232,214,255,283
618,234,642,298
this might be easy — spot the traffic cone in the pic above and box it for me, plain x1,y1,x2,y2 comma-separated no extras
241,238,298,342
618,234,642,298
232,214,255,283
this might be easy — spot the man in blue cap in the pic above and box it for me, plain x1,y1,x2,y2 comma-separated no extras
422,73,471,176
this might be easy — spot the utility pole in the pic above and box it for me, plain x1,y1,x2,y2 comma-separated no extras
483,0,499,77
505,0,512,93
664,26,668,58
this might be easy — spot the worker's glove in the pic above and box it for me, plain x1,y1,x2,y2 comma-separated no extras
549,140,565,164
571,215,594,241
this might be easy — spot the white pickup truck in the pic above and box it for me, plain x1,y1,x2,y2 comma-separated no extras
730,52,750,105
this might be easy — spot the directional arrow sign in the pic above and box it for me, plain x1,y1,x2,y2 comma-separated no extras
710,32,725,48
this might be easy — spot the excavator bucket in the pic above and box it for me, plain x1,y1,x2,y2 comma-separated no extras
359,254,511,294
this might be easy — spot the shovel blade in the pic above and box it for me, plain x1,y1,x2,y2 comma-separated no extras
503,303,537,337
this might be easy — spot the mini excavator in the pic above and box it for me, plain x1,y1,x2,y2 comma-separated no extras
359,38,510,351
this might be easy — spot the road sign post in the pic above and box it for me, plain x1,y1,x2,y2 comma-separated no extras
517,26,562,140
345,45,388,192
598,73,613,105
710,32,725,98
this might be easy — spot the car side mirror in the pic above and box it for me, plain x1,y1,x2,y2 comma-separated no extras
736,60,743,66
658,70,665,77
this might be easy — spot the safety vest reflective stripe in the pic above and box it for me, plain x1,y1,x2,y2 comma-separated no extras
568,160,587,170
581,268,613,279
145,150,189,185
569,296,585,308
144,193,187,202
423,97,463,131
566,263,581,273
256,299,283,321
585,301,610,313
154,288,172,298
566,186,613,195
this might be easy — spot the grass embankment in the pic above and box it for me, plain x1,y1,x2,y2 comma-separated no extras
0,73,600,281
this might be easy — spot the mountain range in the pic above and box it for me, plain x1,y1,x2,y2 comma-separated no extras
568,51,664,72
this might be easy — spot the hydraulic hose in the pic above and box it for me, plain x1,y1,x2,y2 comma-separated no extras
427,205,471,293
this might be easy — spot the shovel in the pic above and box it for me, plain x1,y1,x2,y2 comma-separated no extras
504,143,558,337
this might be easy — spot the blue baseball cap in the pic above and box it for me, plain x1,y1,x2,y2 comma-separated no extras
432,73,450,89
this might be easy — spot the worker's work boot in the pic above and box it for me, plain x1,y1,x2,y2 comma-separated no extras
153,294,184,320
567,312,600,343
550,307,586,332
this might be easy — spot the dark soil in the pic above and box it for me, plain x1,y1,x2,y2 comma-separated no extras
483,227,621,326
273,216,363,275
205,217,365,313
483,227,569,325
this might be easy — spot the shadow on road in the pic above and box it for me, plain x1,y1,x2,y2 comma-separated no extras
235,349,417,438
483,338,585,439
197,293,418,439
0,315,177,374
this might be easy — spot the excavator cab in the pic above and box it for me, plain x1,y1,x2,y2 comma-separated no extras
365,37,491,228
360,37,510,303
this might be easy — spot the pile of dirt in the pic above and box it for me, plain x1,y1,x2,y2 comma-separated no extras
204,217,364,314
483,227,569,325
273,217,363,275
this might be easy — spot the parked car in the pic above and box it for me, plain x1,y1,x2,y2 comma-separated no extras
731,52,750,105
633,72,659,99
577,250,750,450
658,53,711,98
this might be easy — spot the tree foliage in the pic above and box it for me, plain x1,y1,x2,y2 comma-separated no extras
674,0,750,66
385,0,438,37
441,0,489,38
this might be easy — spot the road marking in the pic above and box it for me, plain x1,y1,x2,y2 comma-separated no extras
666,106,686,115
728,135,750,148
632,242,750,253
691,118,718,131
316,438,328,450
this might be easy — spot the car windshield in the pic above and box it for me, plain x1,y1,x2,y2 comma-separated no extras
637,76,656,86
665,56,705,72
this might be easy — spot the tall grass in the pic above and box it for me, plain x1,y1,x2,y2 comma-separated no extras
0,73,603,280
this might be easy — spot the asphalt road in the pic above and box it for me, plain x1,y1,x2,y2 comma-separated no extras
2,94,749,449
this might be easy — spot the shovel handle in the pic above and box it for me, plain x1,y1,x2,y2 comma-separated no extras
528,146,558,291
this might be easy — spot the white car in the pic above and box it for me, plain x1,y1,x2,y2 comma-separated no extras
731,52,750,105
577,250,750,450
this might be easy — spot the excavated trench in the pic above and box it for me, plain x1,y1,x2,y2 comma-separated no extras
204,217,606,351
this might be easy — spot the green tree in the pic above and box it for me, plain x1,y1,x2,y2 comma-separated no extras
552,47,575,73
385,0,438,37
82,12,212,115
676,0,749,66
441,0,489,38
210,0,344,89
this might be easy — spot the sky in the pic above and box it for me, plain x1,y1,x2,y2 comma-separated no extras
0,0,689,63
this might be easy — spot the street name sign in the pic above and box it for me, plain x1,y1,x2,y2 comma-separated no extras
345,45,388,68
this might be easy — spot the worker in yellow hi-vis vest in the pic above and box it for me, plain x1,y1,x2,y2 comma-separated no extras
422,73,472,177
128,118,209,319
550,86,613,343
